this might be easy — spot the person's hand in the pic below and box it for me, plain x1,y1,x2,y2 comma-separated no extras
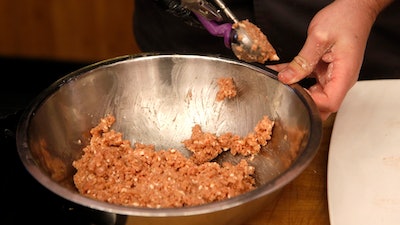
269,0,392,120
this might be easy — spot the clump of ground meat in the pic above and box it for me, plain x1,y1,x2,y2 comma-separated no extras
216,77,237,101
183,116,274,164
231,19,279,64
73,115,272,208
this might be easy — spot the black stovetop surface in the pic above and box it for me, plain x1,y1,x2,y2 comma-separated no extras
0,57,126,225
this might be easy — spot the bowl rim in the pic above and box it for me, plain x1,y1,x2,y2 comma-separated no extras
16,53,322,217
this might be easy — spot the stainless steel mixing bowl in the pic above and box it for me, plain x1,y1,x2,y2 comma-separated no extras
16,54,322,225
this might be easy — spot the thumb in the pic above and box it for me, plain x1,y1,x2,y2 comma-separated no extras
278,35,331,84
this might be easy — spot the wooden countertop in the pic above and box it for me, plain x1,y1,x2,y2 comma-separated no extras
244,114,336,225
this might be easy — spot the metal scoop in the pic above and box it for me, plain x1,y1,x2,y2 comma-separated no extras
182,0,279,64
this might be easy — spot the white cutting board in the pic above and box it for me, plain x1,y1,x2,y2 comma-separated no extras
328,79,400,225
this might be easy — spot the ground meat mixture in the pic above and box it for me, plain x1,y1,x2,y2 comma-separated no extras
216,77,237,101
184,116,274,164
232,19,279,64
73,81,275,208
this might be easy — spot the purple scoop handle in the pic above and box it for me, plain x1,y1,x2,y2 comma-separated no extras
195,14,232,49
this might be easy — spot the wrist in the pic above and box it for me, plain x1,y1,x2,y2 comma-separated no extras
335,0,393,21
